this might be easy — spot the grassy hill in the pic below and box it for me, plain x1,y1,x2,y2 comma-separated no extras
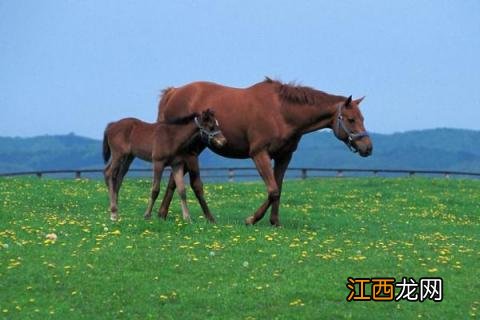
1,128,479,173
0,177,478,318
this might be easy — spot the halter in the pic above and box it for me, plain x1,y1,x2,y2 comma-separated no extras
194,117,222,146
335,103,369,153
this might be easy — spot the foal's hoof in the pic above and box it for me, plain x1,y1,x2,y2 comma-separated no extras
245,216,255,226
270,219,282,227
110,213,119,222
158,209,168,219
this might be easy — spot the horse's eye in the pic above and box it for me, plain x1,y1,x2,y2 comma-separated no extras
348,118,355,123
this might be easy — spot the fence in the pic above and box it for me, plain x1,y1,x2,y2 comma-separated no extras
1,167,480,180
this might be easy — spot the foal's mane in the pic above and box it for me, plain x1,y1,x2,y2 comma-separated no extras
264,77,344,106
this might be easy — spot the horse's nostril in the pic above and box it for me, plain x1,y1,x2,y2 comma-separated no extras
215,138,227,147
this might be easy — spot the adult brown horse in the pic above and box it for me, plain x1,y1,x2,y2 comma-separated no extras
157,77,372,226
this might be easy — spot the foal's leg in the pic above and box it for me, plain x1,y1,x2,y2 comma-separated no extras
186,156,216,223
115,155,134,195
158,146,206,219
172,163,191,222
107,156,123,221
269,153,293,226
158,173,176,219
104,162,111,186
245,150,279,225
144,160,165,219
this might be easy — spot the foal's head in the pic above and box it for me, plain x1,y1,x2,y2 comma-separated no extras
195,109,227,148
333,96,372,157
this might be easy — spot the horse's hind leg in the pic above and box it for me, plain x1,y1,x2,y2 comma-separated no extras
107,156,123,221
104,162,111,186
107,155,134,220
269,153,293,226
186,156,216,223
144,160,164,219
158,172,176,219
115,155,134,194
172,163,191,222
245,150,278,225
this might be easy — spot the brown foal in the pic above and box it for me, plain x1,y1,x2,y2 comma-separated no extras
103,109,226,222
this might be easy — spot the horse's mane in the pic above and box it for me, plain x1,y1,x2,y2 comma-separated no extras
264,77,344,106
157,87,175,122
162,112,199,125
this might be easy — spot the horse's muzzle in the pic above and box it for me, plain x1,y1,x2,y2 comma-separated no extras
212,136,227,148
357,143,373,157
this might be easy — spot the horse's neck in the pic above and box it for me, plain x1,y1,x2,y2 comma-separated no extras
163,122,198,146
282,101,339,134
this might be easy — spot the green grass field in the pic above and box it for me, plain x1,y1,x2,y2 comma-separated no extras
0,177,479,319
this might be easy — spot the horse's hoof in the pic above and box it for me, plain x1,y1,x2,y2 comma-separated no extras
144,213,152,220
158,210,168,219
205,215,216,224
270,220,281,227
110,214,118,222
245,216,255,225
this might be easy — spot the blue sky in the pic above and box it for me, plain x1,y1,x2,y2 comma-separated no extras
1,0,479,138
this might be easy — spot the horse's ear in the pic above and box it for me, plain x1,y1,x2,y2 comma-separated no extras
344,95,353,107
354,96,365,105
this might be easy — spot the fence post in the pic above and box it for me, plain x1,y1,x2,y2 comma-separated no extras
336,170,343,177
301,169,307,180
36,172,42,178
373,170,378,177
75,171,81,179
228,169,234,182
444,172,450,179
409,171,415,177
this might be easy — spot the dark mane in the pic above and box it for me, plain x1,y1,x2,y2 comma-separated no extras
163,112,199,125
264,77,344,106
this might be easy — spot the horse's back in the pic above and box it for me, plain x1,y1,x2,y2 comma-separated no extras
106,118,155,161
160,80,275,117
158,79,281,158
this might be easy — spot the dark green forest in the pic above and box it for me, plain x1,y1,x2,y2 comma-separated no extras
1,128,479,173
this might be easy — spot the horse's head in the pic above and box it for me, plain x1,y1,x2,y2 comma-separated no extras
333,96,372,157
195,109,227,148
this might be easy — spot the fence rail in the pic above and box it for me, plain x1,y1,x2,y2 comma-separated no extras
1,167,480,180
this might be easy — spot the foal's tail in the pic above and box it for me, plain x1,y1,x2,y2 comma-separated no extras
102,124,112,164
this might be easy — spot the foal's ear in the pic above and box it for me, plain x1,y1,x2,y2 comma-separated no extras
344,95,353,107
354,96,365,105
205,108,215,116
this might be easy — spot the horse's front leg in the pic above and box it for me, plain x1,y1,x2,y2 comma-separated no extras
172,163,191,222
269,153,293,226
144,160,165,219
245,150,279,225
186,155,216,223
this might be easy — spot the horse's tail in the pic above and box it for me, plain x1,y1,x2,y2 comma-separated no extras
102,124,112,164
157,87,176,121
